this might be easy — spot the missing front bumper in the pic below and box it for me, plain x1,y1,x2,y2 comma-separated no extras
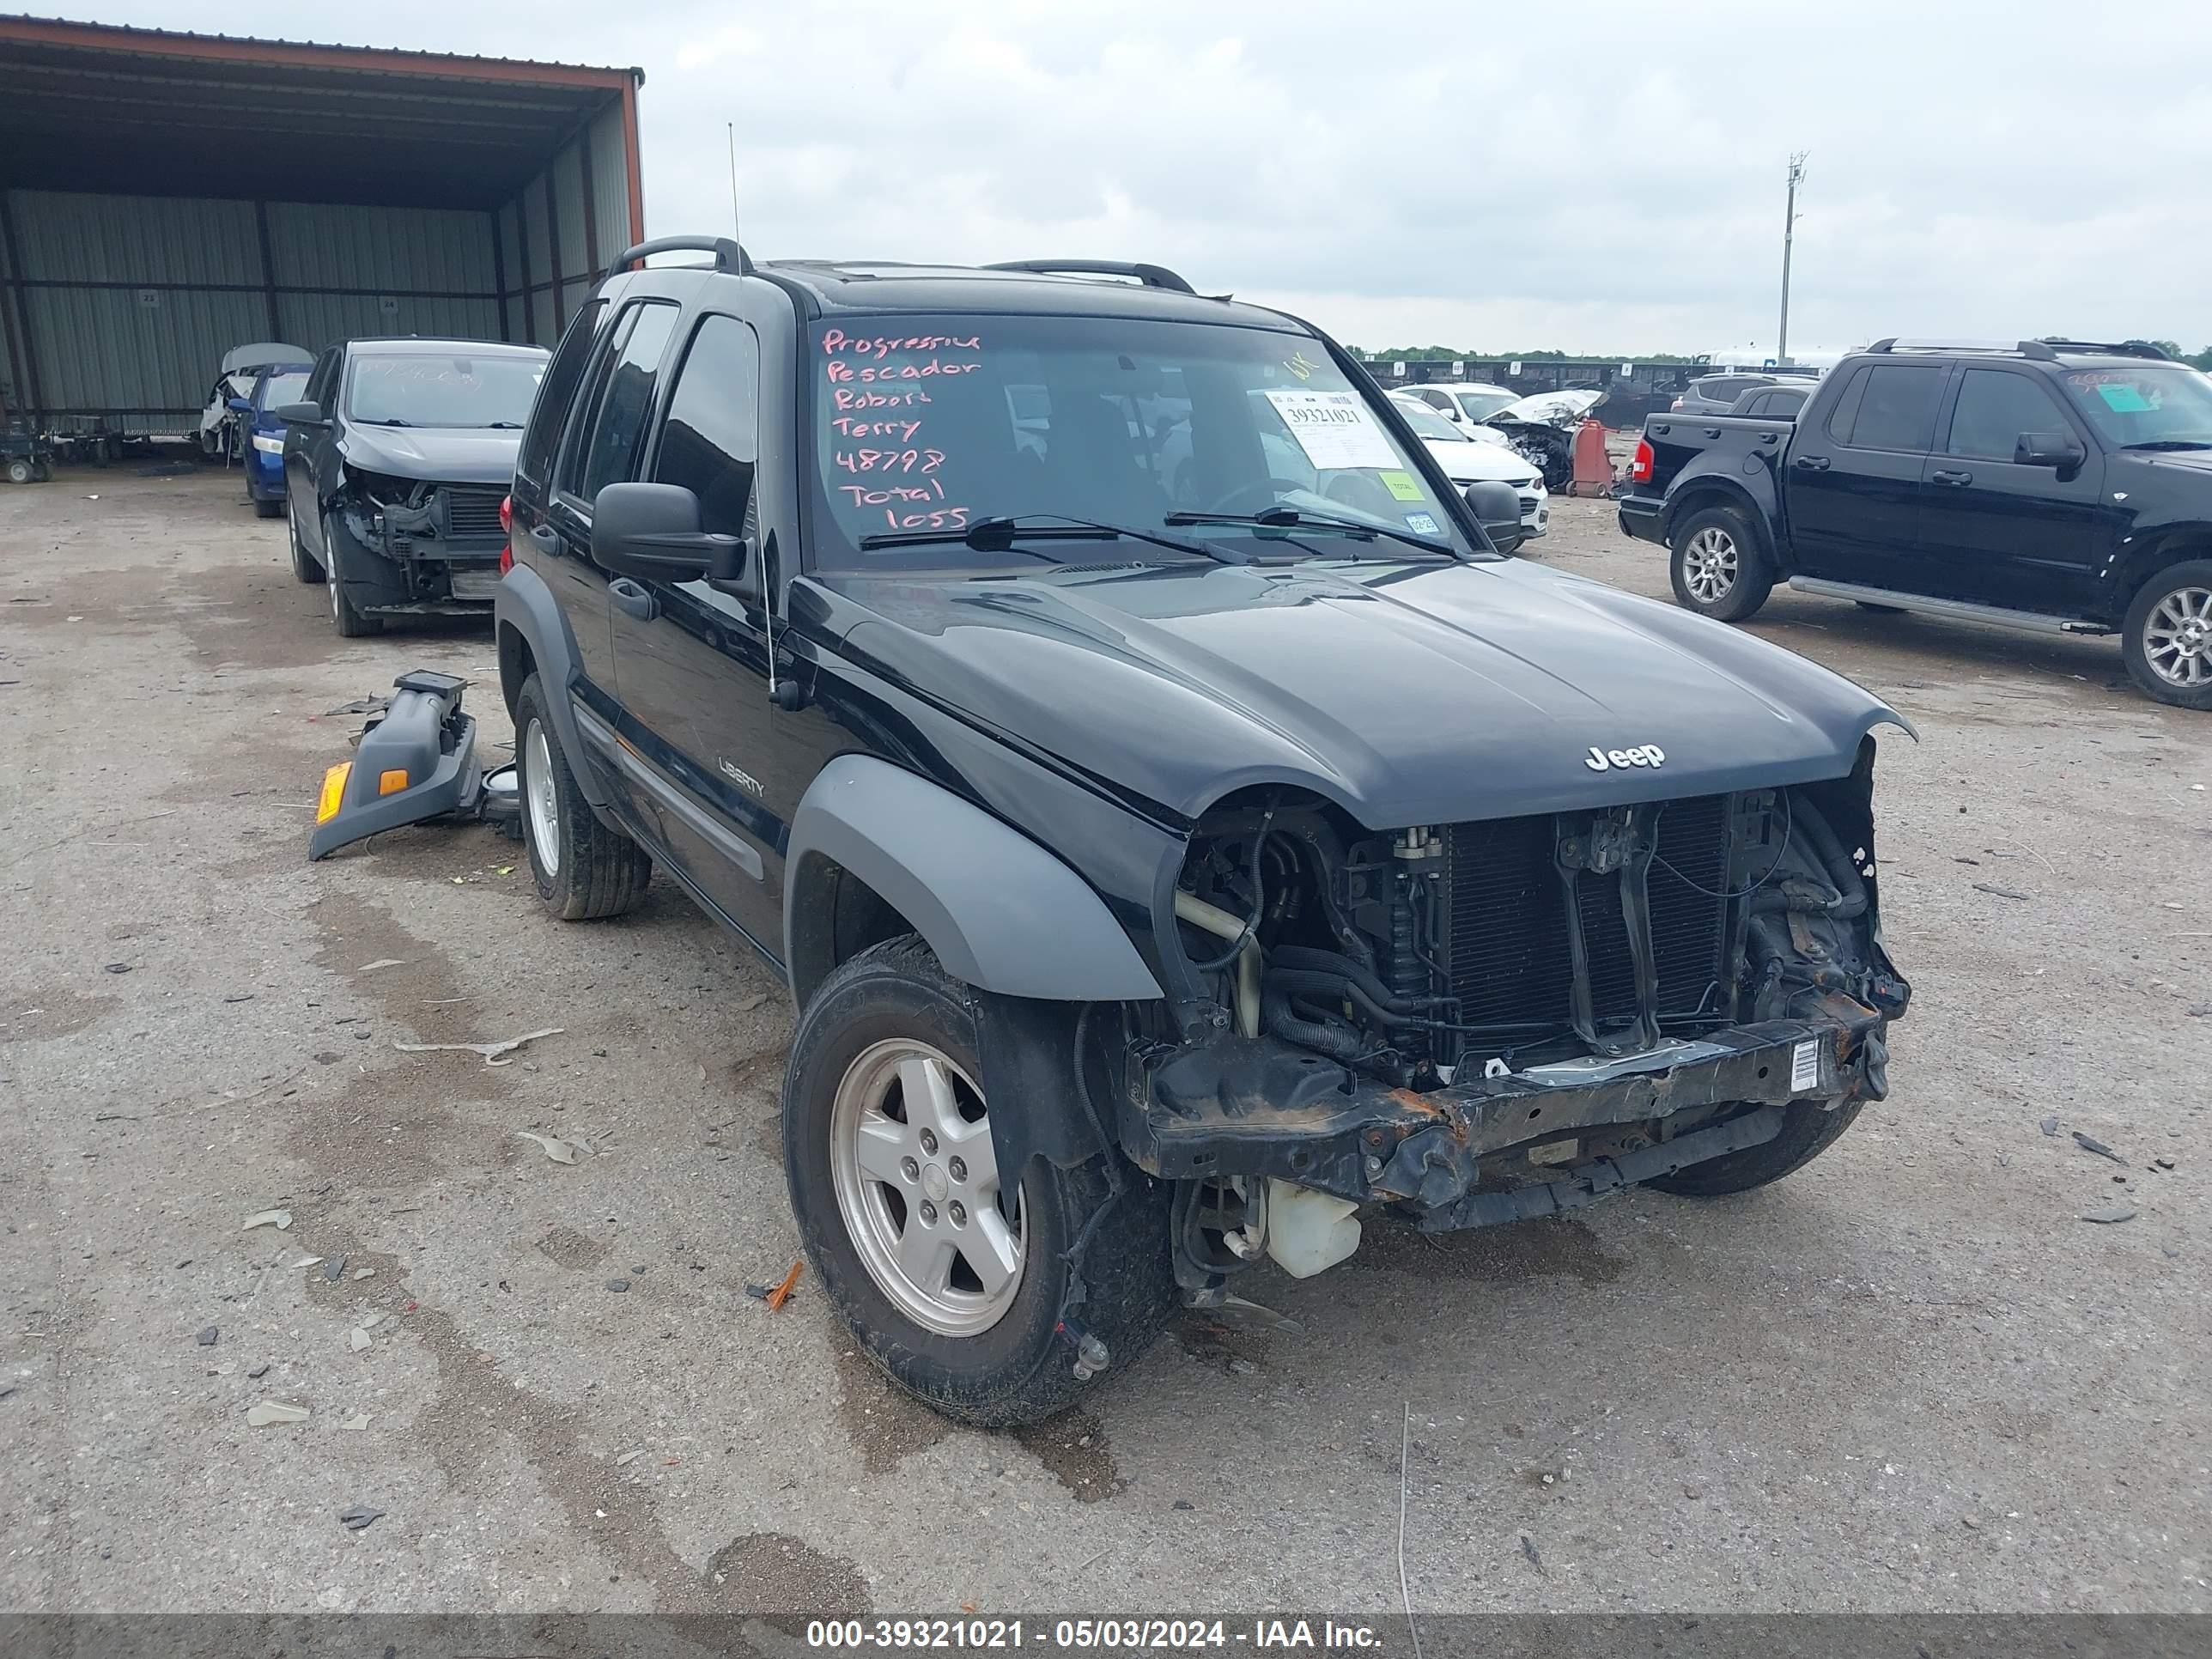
1126,1015,1884,1228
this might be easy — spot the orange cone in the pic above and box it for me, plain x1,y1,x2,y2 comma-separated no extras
1567,419,1613,497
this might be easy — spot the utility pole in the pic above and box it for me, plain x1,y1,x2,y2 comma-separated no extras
1778,151,1808,366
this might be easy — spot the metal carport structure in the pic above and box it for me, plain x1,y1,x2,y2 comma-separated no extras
0,15,644,441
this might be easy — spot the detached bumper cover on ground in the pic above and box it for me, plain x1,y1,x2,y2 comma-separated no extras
307,671,484,860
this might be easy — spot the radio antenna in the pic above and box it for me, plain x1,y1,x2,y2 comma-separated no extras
726,122,741,245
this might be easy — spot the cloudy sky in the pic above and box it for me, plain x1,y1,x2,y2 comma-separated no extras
104,0,2212,358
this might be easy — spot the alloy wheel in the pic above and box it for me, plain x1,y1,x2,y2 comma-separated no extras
1682,526,1739,604
830,1036,1024,1336
2142,586,2212,689
523,719,561,877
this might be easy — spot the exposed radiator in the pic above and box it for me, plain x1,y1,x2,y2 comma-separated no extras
442,487,506,540
1444,793,1736,1052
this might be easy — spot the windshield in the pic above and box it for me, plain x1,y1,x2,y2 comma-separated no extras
2059,366,2212,448
259,370,307,411
1452,387,1517,422
345,352,547,428
808,313,1480,568
1395,399,1470,442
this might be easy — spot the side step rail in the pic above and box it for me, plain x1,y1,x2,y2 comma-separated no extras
1787,576,2112,635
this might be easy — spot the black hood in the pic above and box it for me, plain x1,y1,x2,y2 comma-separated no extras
805,556,1910,828
337,424,522,486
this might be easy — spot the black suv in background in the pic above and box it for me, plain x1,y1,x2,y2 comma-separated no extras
279,337,549,636
483,238,1912,1425
1621,339,2212,708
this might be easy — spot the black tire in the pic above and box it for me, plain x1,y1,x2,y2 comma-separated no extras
784,935,1176,1428
1644,1098,1864,1197
253,495,283,519
4,459,30,486
323,513,382,637
2120,558,2212,711
30,460,50,483
1668,505,1773,623
514,672,652,920
286,503,325,584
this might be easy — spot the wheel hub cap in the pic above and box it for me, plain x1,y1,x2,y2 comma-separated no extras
524,720,560,876
2144,586,2212,687
830,1038,1024,1336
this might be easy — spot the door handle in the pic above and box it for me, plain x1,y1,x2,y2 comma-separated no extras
1930,468,1972,486
1792,455,1831,471
609,577,657,621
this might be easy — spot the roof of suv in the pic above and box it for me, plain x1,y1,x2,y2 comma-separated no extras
1860,337,2173,368
345,337,548,357
748,258,1304,331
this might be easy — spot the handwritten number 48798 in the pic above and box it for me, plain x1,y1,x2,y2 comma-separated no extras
834,448,945,475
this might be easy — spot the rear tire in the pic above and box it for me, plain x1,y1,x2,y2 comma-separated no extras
1645,1099,1864,1196
514,672,653,920
1668,505,1773,623
2120,559,2212,711
784,936,1176,1428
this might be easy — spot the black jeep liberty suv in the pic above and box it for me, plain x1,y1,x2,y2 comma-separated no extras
491,239,1913,1425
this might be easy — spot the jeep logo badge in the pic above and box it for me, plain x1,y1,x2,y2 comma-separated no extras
1584,744,1666,772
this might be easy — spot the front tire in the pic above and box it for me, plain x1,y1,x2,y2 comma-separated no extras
1645,1098,1863,1197
784,936,1176,1428
1668,505,1773,623
514,672,652,920
287,503,325,584
2121,559,2212,710
324,514,382,636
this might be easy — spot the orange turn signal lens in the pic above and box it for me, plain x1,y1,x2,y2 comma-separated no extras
316,763,352,824
377,769,410,796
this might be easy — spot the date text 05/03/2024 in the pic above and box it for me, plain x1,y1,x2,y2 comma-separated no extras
805,1620,1387,1650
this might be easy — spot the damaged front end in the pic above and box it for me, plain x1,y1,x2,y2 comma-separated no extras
1123,740,1910,1297
330,470,509,611
307,672,519,860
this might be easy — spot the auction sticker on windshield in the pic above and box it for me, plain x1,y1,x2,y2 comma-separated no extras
1265,388,1399,471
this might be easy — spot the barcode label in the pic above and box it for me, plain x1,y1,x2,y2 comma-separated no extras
1790,1039,1820,1093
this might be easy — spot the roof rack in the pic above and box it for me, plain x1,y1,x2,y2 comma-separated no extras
983,259,1196,295
2034,338,2173,361
619,235,751,275
1865,336,2172,363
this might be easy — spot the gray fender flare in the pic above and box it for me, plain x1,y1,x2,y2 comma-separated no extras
494,562,613,811
785,754,1164,1007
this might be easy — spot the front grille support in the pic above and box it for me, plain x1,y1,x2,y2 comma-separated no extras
1554,806,1662,1056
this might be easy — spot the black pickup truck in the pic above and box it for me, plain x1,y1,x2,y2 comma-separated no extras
317,240,1914,1426
1618,338,2212,709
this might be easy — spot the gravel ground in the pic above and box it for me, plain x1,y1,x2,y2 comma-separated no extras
1,467,2206,1616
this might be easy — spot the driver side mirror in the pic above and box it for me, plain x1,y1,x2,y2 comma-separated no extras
2015,431,2086,471
274,401,325,428
592,481,753,595
1464,481,1525,554
226,397,253,414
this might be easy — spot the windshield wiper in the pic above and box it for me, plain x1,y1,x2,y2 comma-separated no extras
356,417,413,428
1165,506,1456,558
483,420,525,429
2121,439,2212,451
860,513,1234,562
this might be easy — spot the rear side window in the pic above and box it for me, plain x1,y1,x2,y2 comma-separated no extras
518,299,606,488
653,314,762,540
1838,365,1945,452
562,301,679,505
1946,370,2070,461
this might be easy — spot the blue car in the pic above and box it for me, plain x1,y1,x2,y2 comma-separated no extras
232,362,312,517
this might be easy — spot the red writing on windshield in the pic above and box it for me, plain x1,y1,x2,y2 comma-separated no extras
821,331,985,532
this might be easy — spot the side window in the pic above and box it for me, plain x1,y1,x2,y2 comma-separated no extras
517,298,607,489
652,314,761,539
558,300,679,506
305,347,341,409
1945,370,2071,462
1840,365,1945,452
1740,392,1770,416
1824,366,1869,442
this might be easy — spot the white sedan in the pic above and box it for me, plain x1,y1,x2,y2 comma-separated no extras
1388,392,1549,539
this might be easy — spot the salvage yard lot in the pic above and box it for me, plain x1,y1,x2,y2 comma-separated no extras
3,468,2207,1613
